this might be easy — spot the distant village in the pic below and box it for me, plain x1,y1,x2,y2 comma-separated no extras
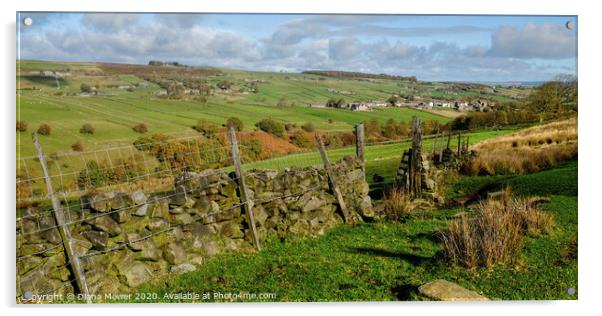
318,96,496,113
27,68,496,112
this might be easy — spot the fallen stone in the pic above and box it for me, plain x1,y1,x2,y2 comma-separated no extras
418,280,489,301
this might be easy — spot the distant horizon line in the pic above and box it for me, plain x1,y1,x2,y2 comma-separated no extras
16,58,560,85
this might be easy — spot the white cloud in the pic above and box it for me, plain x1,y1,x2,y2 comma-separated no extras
18,14,577,81
81,13,138,31
489,23,576,59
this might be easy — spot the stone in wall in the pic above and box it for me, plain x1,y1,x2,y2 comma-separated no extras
16,155,372,300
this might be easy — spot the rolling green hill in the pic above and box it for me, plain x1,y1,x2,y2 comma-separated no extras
16,60,529,157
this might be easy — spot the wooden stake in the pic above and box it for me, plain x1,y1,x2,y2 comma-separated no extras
431,130,438,156
410,117,423,197
355,124,365,175
457,131,462,156
439,131,444,163
32,133,91,303
228,127,261,250
315,134,350,223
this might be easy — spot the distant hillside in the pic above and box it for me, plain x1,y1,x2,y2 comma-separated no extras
99,63,223,77
302,70,417,82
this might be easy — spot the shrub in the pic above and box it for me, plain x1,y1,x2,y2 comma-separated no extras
290,130,314,148
256,118,285,138
71,141,84,152
387,94,400,106
194,118,219,137
340,132,356,146
323,133,343,148
277,97,288,107
37,124,51,136
301,121,315,132
439,188,555,269
133,136,154,151
16,121,27,132
383,187,415,222
240,139,264,161
77,160,108,189
284,123,296,131
79,123,95,134
80,83,92,93
133,133,230,172
326,98,347,108
216,80,232,90
132,123,148,134
194,96,208,104
226,117,244,132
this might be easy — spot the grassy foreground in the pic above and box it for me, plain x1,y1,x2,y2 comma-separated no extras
111,160,577,302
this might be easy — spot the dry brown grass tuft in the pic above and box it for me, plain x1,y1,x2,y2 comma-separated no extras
383,187,415,221
467,118,577,175
440,188,555,269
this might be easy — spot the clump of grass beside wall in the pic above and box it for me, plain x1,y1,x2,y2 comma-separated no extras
440,188,555,269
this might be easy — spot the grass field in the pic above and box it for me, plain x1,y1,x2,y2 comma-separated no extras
111,160,577,302
16,122,518,204
17,83,449,157
16,60,574,303
16,60,530,157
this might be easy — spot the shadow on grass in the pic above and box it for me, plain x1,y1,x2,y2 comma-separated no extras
390,284,419,300
346,246,434,265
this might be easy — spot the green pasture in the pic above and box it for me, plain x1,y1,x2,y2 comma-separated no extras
110,160,577,302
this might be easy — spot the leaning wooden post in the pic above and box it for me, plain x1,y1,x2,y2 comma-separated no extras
32,133,91,303
457,130,462,156
228,127,261,251
315,134,350,223
355,124,365,176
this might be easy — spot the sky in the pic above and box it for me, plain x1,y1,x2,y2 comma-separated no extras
17,12,577,82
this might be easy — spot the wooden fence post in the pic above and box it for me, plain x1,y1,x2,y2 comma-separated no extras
431,130,437,156
32,133,91,303
227,127,261,251
457,131,462,156
409,117,423,197
439,131,445,163
315,134,350,223
355,124,365,175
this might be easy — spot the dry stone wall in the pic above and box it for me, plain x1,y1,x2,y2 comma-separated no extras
16,156,372,300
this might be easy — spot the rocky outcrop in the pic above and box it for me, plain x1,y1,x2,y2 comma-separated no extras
16,156,372,300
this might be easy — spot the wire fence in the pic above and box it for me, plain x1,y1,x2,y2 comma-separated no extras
16,125,367,303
